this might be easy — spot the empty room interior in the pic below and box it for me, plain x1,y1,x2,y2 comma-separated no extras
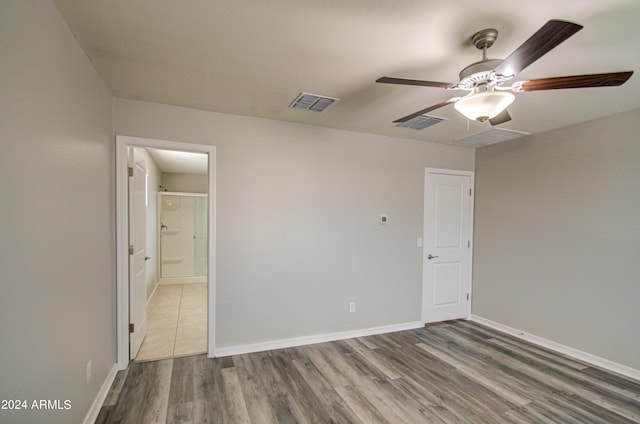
1,1,639,423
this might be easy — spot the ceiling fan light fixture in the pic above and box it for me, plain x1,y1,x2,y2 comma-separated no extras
454,91,515,122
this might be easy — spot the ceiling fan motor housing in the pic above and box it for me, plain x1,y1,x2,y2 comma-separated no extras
457,59,505,88
454,28,510,90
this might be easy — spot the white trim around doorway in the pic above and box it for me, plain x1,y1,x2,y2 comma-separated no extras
115,135,216,370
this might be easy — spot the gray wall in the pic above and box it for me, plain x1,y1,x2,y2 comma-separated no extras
114,99,475,349
162,172,208,193
0,1,115,423
473,108,640,370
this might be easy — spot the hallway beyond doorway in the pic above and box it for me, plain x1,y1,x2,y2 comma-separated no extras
134,283,207,362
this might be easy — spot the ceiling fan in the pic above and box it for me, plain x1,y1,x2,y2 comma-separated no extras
377,19,634,126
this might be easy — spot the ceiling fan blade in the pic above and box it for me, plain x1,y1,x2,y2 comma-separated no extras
393,99,456,123
489,109,512,126
376,76,455,89
517,71,634,91
494,20,583,77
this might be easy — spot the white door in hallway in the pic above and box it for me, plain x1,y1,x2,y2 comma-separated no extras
129,149,147,359
422,169,473,323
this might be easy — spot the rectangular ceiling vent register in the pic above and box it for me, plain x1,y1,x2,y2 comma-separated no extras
395,115,447,130
289,92,340,112
455,128,530,146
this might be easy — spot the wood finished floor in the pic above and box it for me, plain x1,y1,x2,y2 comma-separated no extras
97,320,640,423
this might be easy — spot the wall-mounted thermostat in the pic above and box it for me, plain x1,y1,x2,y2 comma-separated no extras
379,214,388,224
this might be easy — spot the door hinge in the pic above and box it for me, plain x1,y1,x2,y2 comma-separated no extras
469,188,472,196
468,240,471,248
128,166,134,177
467,293,470,301
129,245,134,255
129,323,134,333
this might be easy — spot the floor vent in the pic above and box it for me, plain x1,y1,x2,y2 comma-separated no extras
455,128,529,146
289,92,339,112
395,115,447,130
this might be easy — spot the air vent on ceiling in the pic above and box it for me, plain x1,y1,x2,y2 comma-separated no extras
394,115,447,130
455,128,530,146
289,92,340,112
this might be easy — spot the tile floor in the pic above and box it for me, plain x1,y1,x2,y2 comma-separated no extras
134,282,207,362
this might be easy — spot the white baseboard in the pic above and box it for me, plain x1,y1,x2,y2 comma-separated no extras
214,321,423,358
470,314,640,382
146,281,159,307
83,363,118,424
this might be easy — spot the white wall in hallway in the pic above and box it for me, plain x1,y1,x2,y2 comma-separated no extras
162,172,208,193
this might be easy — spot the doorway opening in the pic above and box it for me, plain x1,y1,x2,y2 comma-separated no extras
116,136,216,369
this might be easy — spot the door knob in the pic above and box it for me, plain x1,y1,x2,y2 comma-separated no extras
427,254,439,260
144,256,151,261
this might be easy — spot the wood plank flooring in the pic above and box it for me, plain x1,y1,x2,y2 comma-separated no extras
96,320,640,423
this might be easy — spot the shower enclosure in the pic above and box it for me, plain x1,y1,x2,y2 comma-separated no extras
159,192,208,281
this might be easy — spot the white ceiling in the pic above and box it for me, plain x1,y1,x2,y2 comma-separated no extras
54,0,640,146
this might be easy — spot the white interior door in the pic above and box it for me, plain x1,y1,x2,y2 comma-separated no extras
129,149,147,359
422,169,473,323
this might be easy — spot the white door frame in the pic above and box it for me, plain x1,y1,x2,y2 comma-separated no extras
116,135,216,370
422,168,475,324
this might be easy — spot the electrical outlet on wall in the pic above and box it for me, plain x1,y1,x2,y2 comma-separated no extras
349,302,356,313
